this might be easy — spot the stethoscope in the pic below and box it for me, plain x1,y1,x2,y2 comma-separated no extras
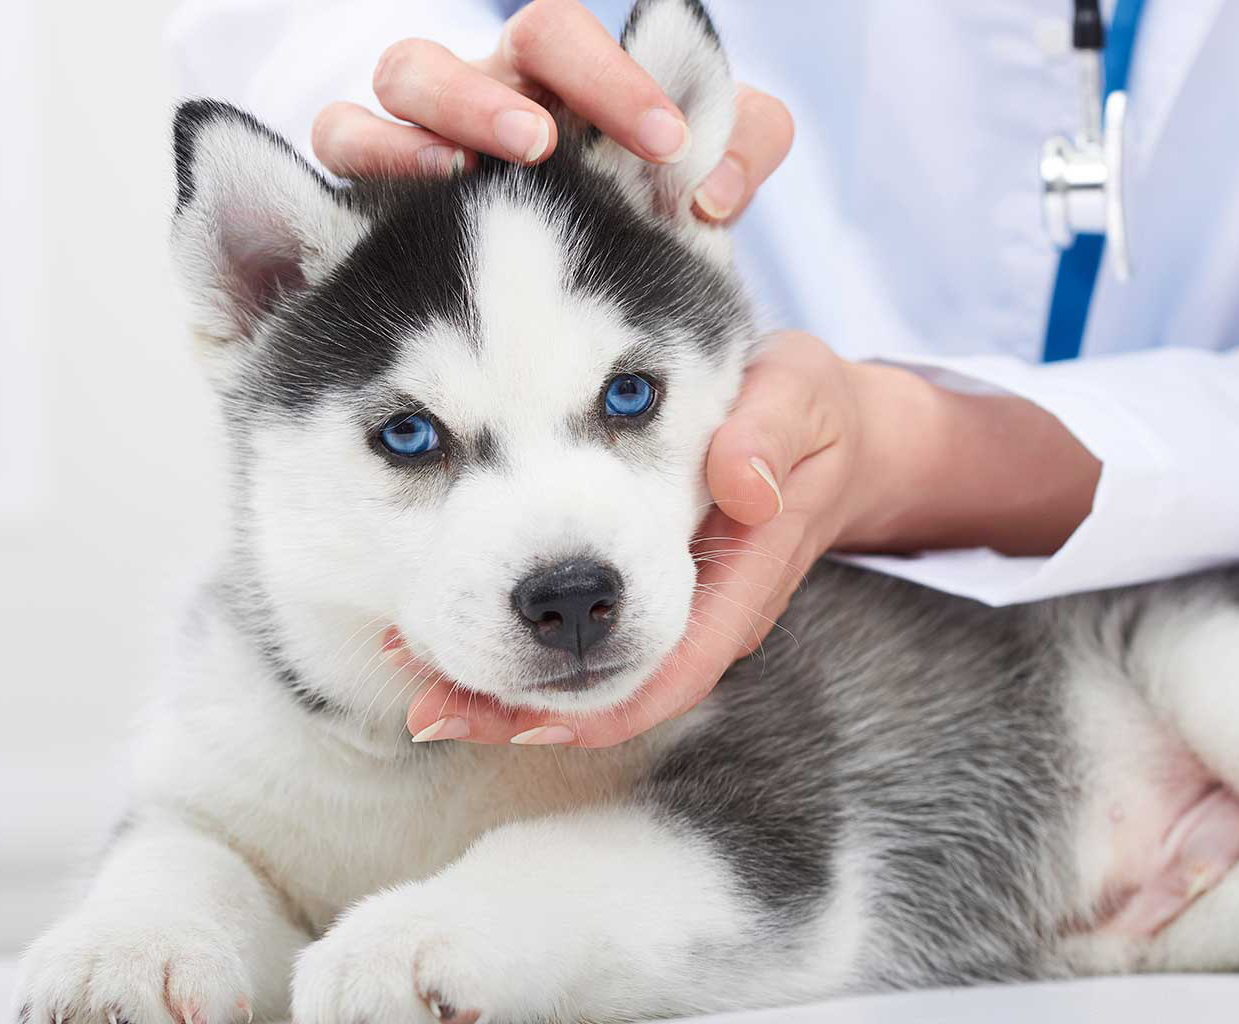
1039,0,1144,283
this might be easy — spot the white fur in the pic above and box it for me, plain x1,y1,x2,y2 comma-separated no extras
17,816,305,1023
15,600,856,1021
291,809,753,1023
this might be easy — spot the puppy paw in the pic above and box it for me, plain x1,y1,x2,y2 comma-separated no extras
292,885,554,1024
15,912,254,1024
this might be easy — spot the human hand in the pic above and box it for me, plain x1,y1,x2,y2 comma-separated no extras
310,0,793,223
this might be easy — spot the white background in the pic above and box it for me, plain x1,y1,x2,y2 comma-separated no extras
0,0,225,954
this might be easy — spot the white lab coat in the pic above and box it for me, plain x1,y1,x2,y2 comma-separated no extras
166,0,1239,605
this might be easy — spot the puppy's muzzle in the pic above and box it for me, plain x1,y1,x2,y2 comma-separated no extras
513,560,621,658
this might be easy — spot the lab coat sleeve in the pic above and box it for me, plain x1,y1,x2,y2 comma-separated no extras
164,0,508,161
841,346,1239,605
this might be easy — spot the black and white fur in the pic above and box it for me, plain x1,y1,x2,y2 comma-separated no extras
16,2,1239,1021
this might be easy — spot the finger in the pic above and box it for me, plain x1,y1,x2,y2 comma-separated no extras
692,85,795,223
707,332,844,526
691,507,809,655
498,0,689,163
312,101,477,178
405,673,553,744
725,499,838,660
373,39,558,163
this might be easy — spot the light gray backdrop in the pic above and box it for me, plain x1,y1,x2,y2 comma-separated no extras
0,0,224,953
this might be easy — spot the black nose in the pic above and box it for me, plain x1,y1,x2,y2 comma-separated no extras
513,560,621,658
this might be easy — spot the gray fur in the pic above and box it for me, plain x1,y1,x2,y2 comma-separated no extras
648,561,1077,989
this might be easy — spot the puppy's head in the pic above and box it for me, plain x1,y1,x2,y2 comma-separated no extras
172,0,754,721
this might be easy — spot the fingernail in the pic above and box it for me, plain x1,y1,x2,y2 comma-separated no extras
411,716,470,743
417,145,464,176
636,108,691,162
510,724,575,746
495,110,549,162
693,155,746,220
750,456,784,516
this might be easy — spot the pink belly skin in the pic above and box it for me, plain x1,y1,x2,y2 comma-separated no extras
1100,784,1239,936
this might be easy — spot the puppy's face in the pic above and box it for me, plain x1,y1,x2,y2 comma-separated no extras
239,185,747,716
172,0,749,721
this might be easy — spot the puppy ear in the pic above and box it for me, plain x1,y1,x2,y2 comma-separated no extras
587,0,734,230
170,101,368,350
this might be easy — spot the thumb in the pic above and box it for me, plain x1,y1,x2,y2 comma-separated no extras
706,332,839,526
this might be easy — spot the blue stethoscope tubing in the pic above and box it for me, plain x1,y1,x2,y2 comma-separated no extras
1042,0,1147,363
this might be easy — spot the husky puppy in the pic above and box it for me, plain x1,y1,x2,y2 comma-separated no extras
16,1,1239,1021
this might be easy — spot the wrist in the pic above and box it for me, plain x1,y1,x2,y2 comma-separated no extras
835,360,948,551
836,361,1101,557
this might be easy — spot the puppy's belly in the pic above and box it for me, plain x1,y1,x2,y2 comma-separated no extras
1069,675,1239,938
1097,784,1239,935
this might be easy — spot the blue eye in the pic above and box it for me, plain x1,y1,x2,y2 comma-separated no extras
604,374,655,417
379,413,440,457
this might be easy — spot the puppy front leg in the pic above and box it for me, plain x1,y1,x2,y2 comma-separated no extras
16,816,309,1024
294,805,802,1023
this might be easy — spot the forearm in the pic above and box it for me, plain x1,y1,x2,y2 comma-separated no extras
839,362,1101,557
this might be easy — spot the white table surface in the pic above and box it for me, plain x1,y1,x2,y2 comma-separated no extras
2,960,1235,1023
680,975,1237,1022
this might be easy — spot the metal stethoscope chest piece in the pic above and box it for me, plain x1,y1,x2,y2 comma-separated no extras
1040,0,1132,281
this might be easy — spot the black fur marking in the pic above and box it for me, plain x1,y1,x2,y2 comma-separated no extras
172,99,335,214
541,155,744,359
622,0,722,50
254,176,477,410
645,697,838,921
471,426,503,469
643,629,839,921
